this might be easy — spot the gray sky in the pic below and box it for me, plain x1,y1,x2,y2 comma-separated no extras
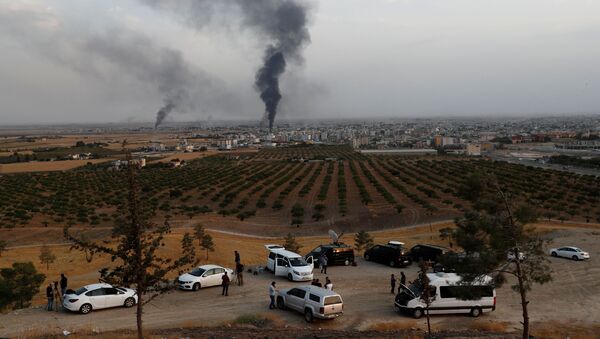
1,0,599,125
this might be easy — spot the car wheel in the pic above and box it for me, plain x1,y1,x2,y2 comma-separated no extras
80,303,92,314
412,308,423,319
288,273,293,281
192,283,201,291
551,251,557,257
389,260,396,268
344,259,350,266
277,297,285,310
364,254,370,261
304,308,314,323
572,255,579,261
124,297,135,308
470,307,482,318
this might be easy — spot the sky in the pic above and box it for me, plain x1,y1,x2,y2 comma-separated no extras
1,0,600,125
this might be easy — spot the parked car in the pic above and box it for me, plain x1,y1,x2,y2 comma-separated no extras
364,241,412,267
305,243,355,267
276,285,344,322
63,283,137,314
549,247,590,260
395,273,496,319
410,244,450,263
266,244,314,281
177,264,234,291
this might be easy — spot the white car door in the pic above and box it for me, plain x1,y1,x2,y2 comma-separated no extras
103,287,123,308
202,269,217,287
85,288,107,309
214,268,225,285
558,248,570,258
275,257,289,277
306,256,314,270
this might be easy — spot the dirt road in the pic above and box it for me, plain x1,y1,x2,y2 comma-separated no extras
1,226,599,337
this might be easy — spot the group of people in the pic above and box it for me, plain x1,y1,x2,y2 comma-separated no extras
390,272,407,294
46,273,68,311
221,250,245,296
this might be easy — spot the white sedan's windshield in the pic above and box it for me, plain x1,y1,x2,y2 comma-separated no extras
190,268,206,277
289,257,308,267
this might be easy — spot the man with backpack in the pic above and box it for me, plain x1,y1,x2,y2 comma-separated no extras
236,262,244,286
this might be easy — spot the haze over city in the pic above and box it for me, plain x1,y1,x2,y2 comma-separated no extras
1,0,600,125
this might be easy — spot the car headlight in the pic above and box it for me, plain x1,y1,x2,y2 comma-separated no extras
293,270,300,275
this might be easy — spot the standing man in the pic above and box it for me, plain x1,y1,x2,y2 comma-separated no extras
46,283,54,311
234,251,240,265
319,253,328,274
400,272,406,286
390,274,396,294
60,273,68,296
269,281,277,309
236,262,244,286
221,272,230,296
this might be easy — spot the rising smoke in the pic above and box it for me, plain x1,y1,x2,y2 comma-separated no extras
0,2,232,128
139,0,312,130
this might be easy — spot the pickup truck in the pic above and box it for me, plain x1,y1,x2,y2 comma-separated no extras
276,285,343,322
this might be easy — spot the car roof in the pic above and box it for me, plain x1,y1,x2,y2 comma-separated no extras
320,243,351,248
298,285,341,297
413,243,449,250
268,247,302,258
426,273,493,286
82,283,112,290
197,264,223,270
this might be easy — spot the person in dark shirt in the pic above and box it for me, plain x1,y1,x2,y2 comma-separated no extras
221,272,230,296
391,274,396,294
46,284,54,311
234,251,240,264
236,263,244,286
400,272,406,286
60,273,68,296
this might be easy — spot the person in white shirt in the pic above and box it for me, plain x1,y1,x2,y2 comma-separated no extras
269,281,277,309
325,277,333,290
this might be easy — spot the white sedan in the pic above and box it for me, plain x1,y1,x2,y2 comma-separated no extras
549,247,590,261
177,264,234,291
63,283,137,314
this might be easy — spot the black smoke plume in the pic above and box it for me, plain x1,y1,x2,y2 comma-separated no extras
155,101,176,129
256,50,285,130
139,0,312,130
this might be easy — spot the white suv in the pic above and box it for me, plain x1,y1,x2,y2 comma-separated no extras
276,285,343,322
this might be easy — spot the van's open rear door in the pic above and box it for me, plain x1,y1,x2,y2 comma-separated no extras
265,244,284,250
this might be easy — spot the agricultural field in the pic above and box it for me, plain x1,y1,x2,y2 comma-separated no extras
1,145,599,238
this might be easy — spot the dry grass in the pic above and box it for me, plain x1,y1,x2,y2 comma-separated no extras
366,320,419,331
531,323,600,339
148,150,218,163
469,320,509,332
0,159,113,173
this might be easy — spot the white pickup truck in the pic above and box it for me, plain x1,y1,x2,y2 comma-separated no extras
276,285,344,322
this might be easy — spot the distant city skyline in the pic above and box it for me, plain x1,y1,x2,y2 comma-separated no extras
1,0,600,125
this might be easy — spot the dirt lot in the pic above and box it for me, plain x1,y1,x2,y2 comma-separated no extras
1,224,599,338
0,159,114,174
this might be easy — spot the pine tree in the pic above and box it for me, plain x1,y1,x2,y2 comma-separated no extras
64,151,197,339
354,230,374,254
39,245,56,270
200,233,215,260
283,233,302,253
444,178,552,339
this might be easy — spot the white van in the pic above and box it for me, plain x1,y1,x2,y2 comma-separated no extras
265,244,314,281
394,272,496,319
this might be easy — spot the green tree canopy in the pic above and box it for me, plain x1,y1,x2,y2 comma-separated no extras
0,262,46,310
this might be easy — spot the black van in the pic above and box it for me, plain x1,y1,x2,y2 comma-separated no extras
305,243,355,267
364,242,412,267
410,244,450,263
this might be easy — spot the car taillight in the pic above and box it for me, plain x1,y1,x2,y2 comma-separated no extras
493,296,496,306
319,307,324,314
68,299,78,303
